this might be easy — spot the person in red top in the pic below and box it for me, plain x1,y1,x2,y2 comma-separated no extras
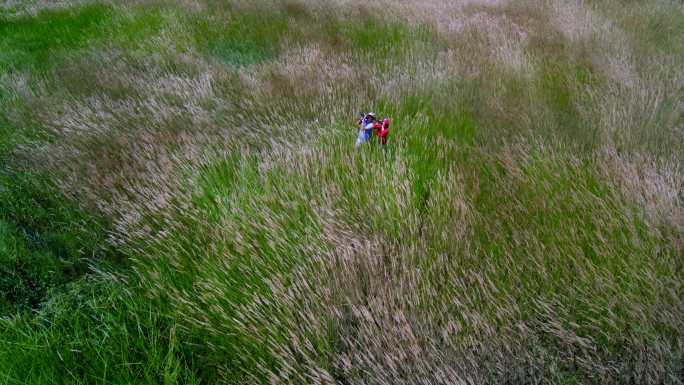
372,119,382,139
377,118,390,145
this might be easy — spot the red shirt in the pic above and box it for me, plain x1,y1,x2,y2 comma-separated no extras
377,119,390,144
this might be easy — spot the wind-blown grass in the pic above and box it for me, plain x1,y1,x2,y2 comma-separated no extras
0,0,682,384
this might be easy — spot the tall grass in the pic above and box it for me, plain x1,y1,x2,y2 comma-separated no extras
1,0,682,384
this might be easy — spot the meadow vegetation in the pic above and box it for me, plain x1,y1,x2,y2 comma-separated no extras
0,0,682,384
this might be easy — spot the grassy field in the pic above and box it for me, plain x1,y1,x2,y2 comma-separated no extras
0,0,682,384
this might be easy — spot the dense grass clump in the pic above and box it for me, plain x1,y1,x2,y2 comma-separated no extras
0,5,111,71
1,0,682,384
0,273,199,385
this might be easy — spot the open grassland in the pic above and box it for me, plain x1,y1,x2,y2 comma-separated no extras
0,0,682,384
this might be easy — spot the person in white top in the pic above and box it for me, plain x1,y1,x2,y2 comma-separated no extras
355,112,377,148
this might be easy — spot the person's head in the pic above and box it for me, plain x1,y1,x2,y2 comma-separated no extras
366,112,376,122
382,118,390,128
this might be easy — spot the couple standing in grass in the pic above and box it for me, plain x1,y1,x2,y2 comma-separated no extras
355,112,390,148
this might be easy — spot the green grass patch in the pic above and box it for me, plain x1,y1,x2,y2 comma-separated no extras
0,274,199,385
376,90,478,209
0,4,112,72
340,18,409,54
0,4,170,73
534,59,598,152
110,8,167,49
322,16,442,64
192,11,289,66
0,168,116,314
130,154,331,382
0,220,54,314
618,4,684,60
461,151,672,342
